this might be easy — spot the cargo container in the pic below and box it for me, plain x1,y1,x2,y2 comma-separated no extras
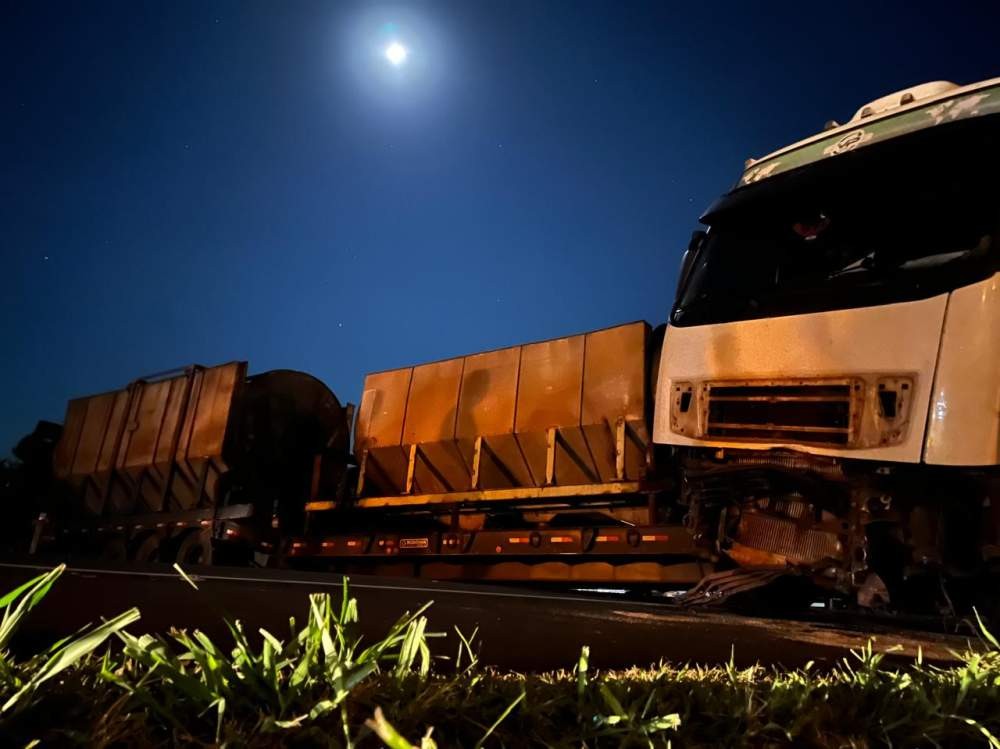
40,364,350,564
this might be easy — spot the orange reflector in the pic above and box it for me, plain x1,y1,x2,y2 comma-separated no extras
507,536,530,544
641,534,670,542
549,535,574,544
304,500,337,512
595,534,621,543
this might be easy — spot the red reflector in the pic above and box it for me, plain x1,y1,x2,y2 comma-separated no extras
321,541,334,549
291,542,305,549
225,528,238,537
507,537,530,544
347,540,361,548
595,534,621,543
641,534,670,542
549,535,574,544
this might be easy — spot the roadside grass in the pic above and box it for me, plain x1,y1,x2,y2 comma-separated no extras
0,567,998,747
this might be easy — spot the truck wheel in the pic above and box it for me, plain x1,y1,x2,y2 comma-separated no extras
175,529,213,566
131,533,162,563
100,537,128,562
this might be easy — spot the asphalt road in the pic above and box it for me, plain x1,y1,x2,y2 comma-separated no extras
0,561,981,671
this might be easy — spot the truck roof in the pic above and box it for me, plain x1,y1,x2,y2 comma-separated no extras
738,75,1000,188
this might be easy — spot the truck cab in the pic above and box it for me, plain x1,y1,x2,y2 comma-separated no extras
656,77,1000,608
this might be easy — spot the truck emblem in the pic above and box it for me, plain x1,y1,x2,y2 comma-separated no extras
823,128,873,156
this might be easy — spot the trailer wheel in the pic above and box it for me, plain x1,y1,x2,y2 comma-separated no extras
175,529,213,566
131,532,162,563
100,537,128,562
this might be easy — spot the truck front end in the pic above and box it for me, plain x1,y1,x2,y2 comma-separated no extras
657,78,1000,610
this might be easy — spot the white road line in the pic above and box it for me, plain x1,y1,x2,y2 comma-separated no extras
0,562,668,609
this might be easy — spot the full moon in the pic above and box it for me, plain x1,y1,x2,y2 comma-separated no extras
385,41,408,66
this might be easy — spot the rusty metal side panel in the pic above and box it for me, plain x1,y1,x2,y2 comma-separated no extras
176,364,241,510
355,368,413,494
354,322,654,499
53,398,87,480
96,391,131,474
582,322,650,481
51,363,243,516
188,364,239,459
515,334,596,486
71,393,117,477
404,358,469,493
456,347,532,489
112,378,173,514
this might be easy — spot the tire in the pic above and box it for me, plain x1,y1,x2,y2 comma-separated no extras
131,532,162,563
100,536,128,562
175,528,213,566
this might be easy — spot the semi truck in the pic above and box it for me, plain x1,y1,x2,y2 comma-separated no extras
28,75,1000,614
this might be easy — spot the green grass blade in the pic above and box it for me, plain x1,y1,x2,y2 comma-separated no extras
474,688,525,749
172,563,200,591
2,606,140,714
366,707,416,749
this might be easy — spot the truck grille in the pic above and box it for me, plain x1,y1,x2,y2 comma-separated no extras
706,382,857,446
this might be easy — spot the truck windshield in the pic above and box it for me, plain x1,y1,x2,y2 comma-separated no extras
672,115,1000,327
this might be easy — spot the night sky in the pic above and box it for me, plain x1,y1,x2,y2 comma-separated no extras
3,0,999,454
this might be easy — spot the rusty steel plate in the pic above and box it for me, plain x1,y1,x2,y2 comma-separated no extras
354,322,652,498
53,363,244,515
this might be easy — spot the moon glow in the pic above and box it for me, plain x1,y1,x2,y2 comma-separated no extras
385,41,408,66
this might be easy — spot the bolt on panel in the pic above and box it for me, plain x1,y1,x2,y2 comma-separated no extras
354,368,413,494
515,334,597,486
403,359,470,492
581,322,651,481
455,347,532,489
